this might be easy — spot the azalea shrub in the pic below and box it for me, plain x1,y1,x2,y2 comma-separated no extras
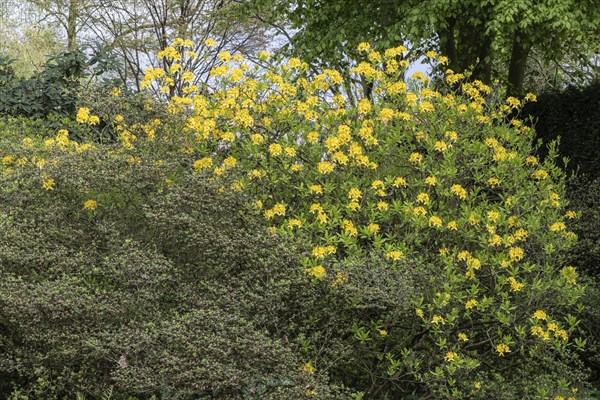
0,133,353,399
0,39,592,399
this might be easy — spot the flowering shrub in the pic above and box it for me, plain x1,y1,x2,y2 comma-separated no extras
0,139,351,399
0,39,591,398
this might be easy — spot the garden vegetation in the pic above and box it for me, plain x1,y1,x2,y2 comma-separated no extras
0,39,593,399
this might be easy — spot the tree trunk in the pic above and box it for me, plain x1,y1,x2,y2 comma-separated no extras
473,34,493,84
67,0,78,50
439,17,458,72
507,32,531,97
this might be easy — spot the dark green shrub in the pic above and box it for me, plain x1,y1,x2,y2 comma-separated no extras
567,175,600,385
522,82,600,179
0,141,349,399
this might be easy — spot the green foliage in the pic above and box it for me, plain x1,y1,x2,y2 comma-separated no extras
522,82,600,180
0,48,122,120
0,50,86,117
0,137,350,399
248,0,599,94
0,39,596,398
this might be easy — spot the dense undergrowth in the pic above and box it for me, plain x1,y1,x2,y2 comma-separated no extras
0,40,595,399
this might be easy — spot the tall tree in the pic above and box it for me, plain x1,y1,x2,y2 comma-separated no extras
247,0,600,95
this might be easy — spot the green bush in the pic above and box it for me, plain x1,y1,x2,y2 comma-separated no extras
0,141,349,399
522,82,600,180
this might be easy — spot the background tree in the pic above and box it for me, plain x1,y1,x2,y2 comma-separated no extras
246,0,600,95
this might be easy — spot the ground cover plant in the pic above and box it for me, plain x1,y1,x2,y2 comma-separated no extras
0,40,592,399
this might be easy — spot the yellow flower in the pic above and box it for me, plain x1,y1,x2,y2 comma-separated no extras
302,362,315,374
193,157,212,170
306,131,319,143
286,218,302,229
444,351,458,362
356,42,371,53
532,169,549,180
525,93,537,102
386,251,404,261
22,137,34,148
250,134,264,144
347,201,361,211
312,245,336,258
76,107,90,123
366,223,380,234
415,308,424,317
509,246,524,261
525,156,539,165
447,221,458,230
555,329,568,341
342,219,358,236
416,192,430,204
487,177,500,187
428,216,442,228
272,202,286,216
413,206,427,216
218,51,231,62
533,310,547,320
83,199,97,210
488,234,502,247
378,107,395,122
465,299,478,309
367,50,381,62
332,151,349,165
560,266,578,284
412,71,425,80
42,177,55,190
409,152,423,163
431,315,445,324
223,156,237,168
514,228,528,241
377,201,389,211
550,221,566,232
268,143,283,156
288,57,302,68
434,141,448,152
306,265,326,279
496,343,511,356
458,333,468,342
507,277,524,292
317,161,334,174
393,177,407,187
487,210,500,222
371,180,385,190
450,184,467,199
316,212,328,223
309,185,323,195
358,98,372,114
425,176,437,186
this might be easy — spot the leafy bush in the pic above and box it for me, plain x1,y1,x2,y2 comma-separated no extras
0,39,594,399
0,138,349,399
567,175,600,384
522,82,600,180
0,51,86,118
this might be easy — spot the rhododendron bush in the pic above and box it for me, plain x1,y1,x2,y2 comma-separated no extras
0,40,590,399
